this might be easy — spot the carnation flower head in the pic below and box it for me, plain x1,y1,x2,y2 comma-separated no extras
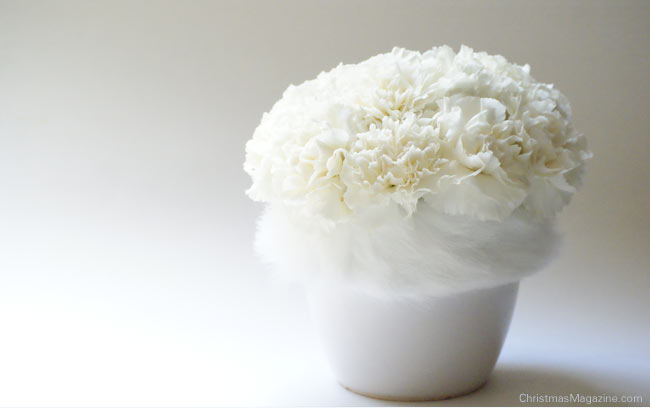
244,46,590,223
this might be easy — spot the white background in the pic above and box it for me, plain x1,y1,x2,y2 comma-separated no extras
1,1,648,406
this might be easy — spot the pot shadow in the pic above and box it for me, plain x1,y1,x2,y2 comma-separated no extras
349,365,647,407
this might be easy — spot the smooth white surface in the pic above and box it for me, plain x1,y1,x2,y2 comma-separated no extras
308,283,519,400
0,1,649,406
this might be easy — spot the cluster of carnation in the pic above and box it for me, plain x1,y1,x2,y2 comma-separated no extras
245,46,590,223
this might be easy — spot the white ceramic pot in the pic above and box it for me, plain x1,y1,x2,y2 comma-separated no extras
307,282,519,401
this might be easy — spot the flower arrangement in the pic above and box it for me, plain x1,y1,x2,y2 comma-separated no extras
244,46,590,297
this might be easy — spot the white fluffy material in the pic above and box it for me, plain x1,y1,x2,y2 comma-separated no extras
255,202,559,298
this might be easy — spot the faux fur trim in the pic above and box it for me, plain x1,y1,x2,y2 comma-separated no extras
254,203,559,299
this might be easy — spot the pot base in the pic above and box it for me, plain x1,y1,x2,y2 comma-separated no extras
342,380,488,402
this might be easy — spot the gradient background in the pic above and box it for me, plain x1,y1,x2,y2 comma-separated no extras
0,1,648,406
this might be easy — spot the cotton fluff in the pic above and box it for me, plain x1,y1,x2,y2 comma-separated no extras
244,46,590,297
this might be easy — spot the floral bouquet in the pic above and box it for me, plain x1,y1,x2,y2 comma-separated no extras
244,46,590,400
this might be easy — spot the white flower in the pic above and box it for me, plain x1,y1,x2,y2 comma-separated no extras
244,46,591,223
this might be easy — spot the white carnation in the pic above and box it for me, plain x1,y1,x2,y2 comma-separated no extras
244,46,590,223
